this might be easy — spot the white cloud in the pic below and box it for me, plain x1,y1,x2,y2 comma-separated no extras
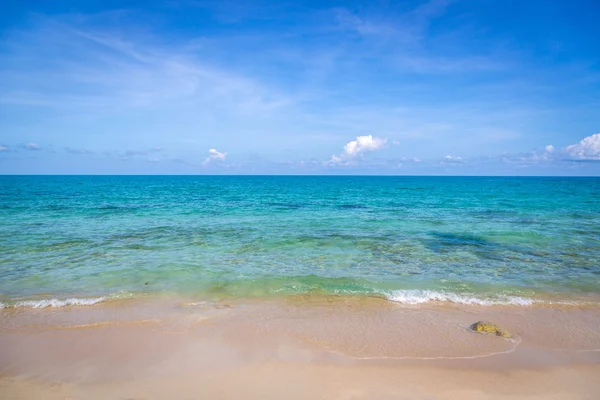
327,135,387,165
203,148,227,165
500,149,554,164
442,155,464,163
25,142,41,150
0,146,8,152
343,135,387,156
208,148,227,160
565,133,600,160
329,154,342,164
505,144,559,164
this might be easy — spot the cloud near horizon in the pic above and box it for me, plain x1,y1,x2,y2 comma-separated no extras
24,143,42,151
2,132,600,174
327,135,387,166
565,133,600,160
202,148,228,166
441,155,465,164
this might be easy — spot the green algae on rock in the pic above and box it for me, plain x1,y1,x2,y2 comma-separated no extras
469,321,511,338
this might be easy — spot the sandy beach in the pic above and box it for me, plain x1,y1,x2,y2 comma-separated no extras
1,296,599,399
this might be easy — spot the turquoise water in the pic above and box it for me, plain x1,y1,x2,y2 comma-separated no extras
1,176,599,306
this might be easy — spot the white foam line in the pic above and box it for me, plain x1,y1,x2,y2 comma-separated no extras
382,289,600,307
13,297,108,308
2,292,131,309
317,335,523,361
383,289,541,306
547,347,600,353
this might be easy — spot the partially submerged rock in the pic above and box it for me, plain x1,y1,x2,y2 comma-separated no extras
469,321,511,338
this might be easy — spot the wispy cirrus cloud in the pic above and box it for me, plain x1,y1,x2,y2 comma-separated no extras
0,14,292,117
334,8,397,38
65,147,93,154
334,0,452,42
23,142,42,150
125,149,154,157
331,0,508,74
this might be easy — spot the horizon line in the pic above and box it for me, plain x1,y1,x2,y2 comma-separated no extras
1,174,599,178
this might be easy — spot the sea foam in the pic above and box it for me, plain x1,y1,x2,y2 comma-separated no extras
383,290,535,306
12,297,108,308
0,293,132,309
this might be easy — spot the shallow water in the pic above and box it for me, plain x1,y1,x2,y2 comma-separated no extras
0,176,599,306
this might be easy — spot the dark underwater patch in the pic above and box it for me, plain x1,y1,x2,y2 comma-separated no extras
337,204,368,209
420,232,505,260
266,202,305,209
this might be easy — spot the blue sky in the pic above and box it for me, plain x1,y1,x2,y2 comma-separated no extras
0,0,599,175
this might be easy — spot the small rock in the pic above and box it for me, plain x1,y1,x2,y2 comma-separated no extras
469,320,511,338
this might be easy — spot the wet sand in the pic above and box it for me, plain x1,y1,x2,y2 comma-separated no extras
1,296,600,399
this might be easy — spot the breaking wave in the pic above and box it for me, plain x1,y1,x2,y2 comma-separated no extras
0,293,131,309
383,289,535,306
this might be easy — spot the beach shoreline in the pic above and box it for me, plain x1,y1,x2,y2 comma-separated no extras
1,296,599,399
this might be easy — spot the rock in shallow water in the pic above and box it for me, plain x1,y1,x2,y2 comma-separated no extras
469,321,511,338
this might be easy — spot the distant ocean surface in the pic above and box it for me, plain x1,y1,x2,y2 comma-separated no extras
1,176,599,308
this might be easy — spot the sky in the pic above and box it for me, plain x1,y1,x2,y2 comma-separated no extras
0,0,599,175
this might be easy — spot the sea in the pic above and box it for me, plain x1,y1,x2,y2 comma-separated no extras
1,175,599,308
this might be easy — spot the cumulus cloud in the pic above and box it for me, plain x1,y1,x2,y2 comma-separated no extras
0,145,8,152
565,133,600,160
545,145,554,153
209,148,227,160
25,142,41,150
328,135,387,165
202,148,227,165
344,135,387,156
